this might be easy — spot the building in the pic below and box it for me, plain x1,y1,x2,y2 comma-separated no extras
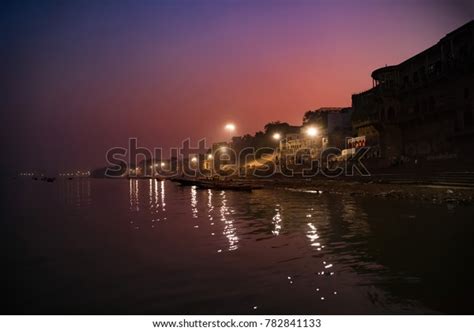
279,129,320,163
351,20,474,167
278,107,352,163
202,142,233,174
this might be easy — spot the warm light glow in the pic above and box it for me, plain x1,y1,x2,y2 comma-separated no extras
161,162,165,167
225,123,236,132
306,127,318,137
207,154,213,160
191,157,198,162
272,132,281,140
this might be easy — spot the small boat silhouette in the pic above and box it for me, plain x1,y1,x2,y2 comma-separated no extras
171,177,262,191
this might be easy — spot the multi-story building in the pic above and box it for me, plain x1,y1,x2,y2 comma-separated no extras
279,130,320,163
279,107,352,163
351,20,474,166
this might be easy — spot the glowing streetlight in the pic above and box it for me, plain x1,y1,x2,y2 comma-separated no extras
225,123,236,132
191,156,198,163
272,132,281,140
305,127,318,137
161,162,165,167
207,154,213,160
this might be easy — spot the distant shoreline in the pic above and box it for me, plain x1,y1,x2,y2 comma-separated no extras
90,174,474,206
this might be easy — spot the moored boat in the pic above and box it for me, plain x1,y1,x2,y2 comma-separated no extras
170,177,200,186
171,176,263,191
197,181,254,191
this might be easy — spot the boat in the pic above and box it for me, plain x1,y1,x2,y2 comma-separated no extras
197,181,255,191
170,177,199,186
171,176,263,191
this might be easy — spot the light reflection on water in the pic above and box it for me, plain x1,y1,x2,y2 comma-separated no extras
272,204,282,236
59,178,91,207
190,186,198,219
219,190,239,252
129,179,139,212
161,181,166,212
5,178,474,314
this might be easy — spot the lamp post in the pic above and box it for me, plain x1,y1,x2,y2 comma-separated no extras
272,132,285,169
225,123,236,133
305,126,318,137
207,154,213,177
224,123,236,144
304,126,320,162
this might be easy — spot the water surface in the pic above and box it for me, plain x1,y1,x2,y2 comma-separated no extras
3,178,474,314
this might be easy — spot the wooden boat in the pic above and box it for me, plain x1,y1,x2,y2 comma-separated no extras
197,181,254,191
170,177,199,186
171,177,263,191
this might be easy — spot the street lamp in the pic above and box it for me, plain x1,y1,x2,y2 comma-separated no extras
191,157,198,163
305,126,318,137
272,132,281,140
225,123,236,132
161,162,165,167
207,154,213,160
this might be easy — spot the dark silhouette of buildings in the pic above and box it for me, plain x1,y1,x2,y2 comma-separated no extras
351,20,474,167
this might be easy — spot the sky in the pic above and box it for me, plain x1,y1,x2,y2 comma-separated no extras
1,0,473,174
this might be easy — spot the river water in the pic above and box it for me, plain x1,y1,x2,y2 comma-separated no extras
3,178,474,314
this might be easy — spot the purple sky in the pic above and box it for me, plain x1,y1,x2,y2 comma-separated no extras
2,0,473,174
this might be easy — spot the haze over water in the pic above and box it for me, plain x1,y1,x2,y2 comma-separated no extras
3,178,474,314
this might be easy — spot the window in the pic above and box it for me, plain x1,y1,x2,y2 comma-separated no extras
427,64,435,74
428,61,442,75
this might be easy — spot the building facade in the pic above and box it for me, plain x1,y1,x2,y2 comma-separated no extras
351,20,474,166
278,107,352,163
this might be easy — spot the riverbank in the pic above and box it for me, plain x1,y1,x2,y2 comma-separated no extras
89,172,474,205
244,176,474,205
